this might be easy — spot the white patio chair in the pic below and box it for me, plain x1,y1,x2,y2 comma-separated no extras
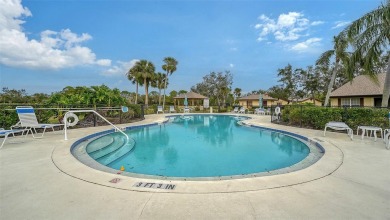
184,106,190,113
0,128,28,149
324,121,353,140
255,108,265,115
16,106,64,138
232,107,239,113
169,106,176,113
157,106,164,114
238,107,246,114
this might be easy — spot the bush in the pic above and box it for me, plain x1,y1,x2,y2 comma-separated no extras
128,104,142,117
282,105,389,130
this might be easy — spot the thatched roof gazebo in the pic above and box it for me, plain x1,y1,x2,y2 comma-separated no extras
173,91,208,107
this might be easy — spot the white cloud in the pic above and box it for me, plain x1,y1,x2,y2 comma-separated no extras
102,59,139,76
229,63,234,68
290,38,322,52
0,0,111,70
254,12,312,42
332,21,350,29
311,21,325,26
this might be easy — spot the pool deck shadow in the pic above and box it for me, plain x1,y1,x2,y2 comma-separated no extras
1,114,389,219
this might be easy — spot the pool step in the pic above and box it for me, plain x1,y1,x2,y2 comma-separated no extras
89,135,125,160
96,138,136,166
86,135,114,154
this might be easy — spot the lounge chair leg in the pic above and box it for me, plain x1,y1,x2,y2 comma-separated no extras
0,135,8,149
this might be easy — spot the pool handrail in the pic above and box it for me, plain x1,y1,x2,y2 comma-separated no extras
63,110,130,144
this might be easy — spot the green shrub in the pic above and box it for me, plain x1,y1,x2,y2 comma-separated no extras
281,106,389,130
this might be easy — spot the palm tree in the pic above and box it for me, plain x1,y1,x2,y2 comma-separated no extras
162,57,178,109
344,0,390,107
233,88,242,104
126,66,142,104
134,60,155,106
316,34,351,106
151,72,167,105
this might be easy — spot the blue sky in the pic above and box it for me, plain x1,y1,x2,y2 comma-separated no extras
0,0,384,95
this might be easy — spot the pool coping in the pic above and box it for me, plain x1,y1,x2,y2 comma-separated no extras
70,114,325,181
52,113,344,193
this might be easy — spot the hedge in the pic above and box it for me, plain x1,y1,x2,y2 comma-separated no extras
281,105,389,130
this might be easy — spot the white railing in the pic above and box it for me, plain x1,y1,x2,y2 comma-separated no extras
64,110,129,143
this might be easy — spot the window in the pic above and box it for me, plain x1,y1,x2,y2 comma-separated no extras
341,98,360,107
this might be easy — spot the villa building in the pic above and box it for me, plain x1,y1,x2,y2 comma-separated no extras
238,94,278,108
173,91,208,107
329,73,388,107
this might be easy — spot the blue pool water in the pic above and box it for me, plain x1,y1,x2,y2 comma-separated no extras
86,115,310,178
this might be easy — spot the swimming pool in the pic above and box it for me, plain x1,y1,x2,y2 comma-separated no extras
72,115,324,179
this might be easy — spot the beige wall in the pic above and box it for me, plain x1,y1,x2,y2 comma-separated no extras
299,99,323,106
238,100,274,108
330,98,338,107
273,99,288,106
238,100,247,108
363,97,374,107
330,97,375,107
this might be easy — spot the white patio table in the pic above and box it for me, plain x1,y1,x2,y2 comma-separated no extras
357,126,383,142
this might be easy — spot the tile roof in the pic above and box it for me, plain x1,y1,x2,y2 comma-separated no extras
238,94,277,101
330,73,385,97
294,97,322,102
174,91,208,99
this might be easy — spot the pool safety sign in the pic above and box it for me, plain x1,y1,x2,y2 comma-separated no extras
133,182,176,190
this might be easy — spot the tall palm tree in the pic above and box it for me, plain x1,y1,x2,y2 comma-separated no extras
316,34,351,106
344,0,390,107
134,60,155,106
162,57,178,109
151,72,167,105
126,66,142,104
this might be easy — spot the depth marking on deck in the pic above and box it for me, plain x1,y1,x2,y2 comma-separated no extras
133,182,176,190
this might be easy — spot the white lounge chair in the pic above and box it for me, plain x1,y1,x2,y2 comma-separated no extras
0,128,28,149
324,121,353,140
157,106,164,114
255,108,265,115
184,106,190,113
16,106,64,138
169,106,176,113
232,107,239,113
238,107,246,114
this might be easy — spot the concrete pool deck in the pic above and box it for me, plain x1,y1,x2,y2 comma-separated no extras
1,114,389,219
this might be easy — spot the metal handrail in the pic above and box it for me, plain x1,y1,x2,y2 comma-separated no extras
64,110,129,143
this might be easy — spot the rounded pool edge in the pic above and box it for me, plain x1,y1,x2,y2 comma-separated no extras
71,114,322,181
52,114,344,193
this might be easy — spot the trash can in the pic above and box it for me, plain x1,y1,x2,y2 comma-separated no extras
210,107,213,113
